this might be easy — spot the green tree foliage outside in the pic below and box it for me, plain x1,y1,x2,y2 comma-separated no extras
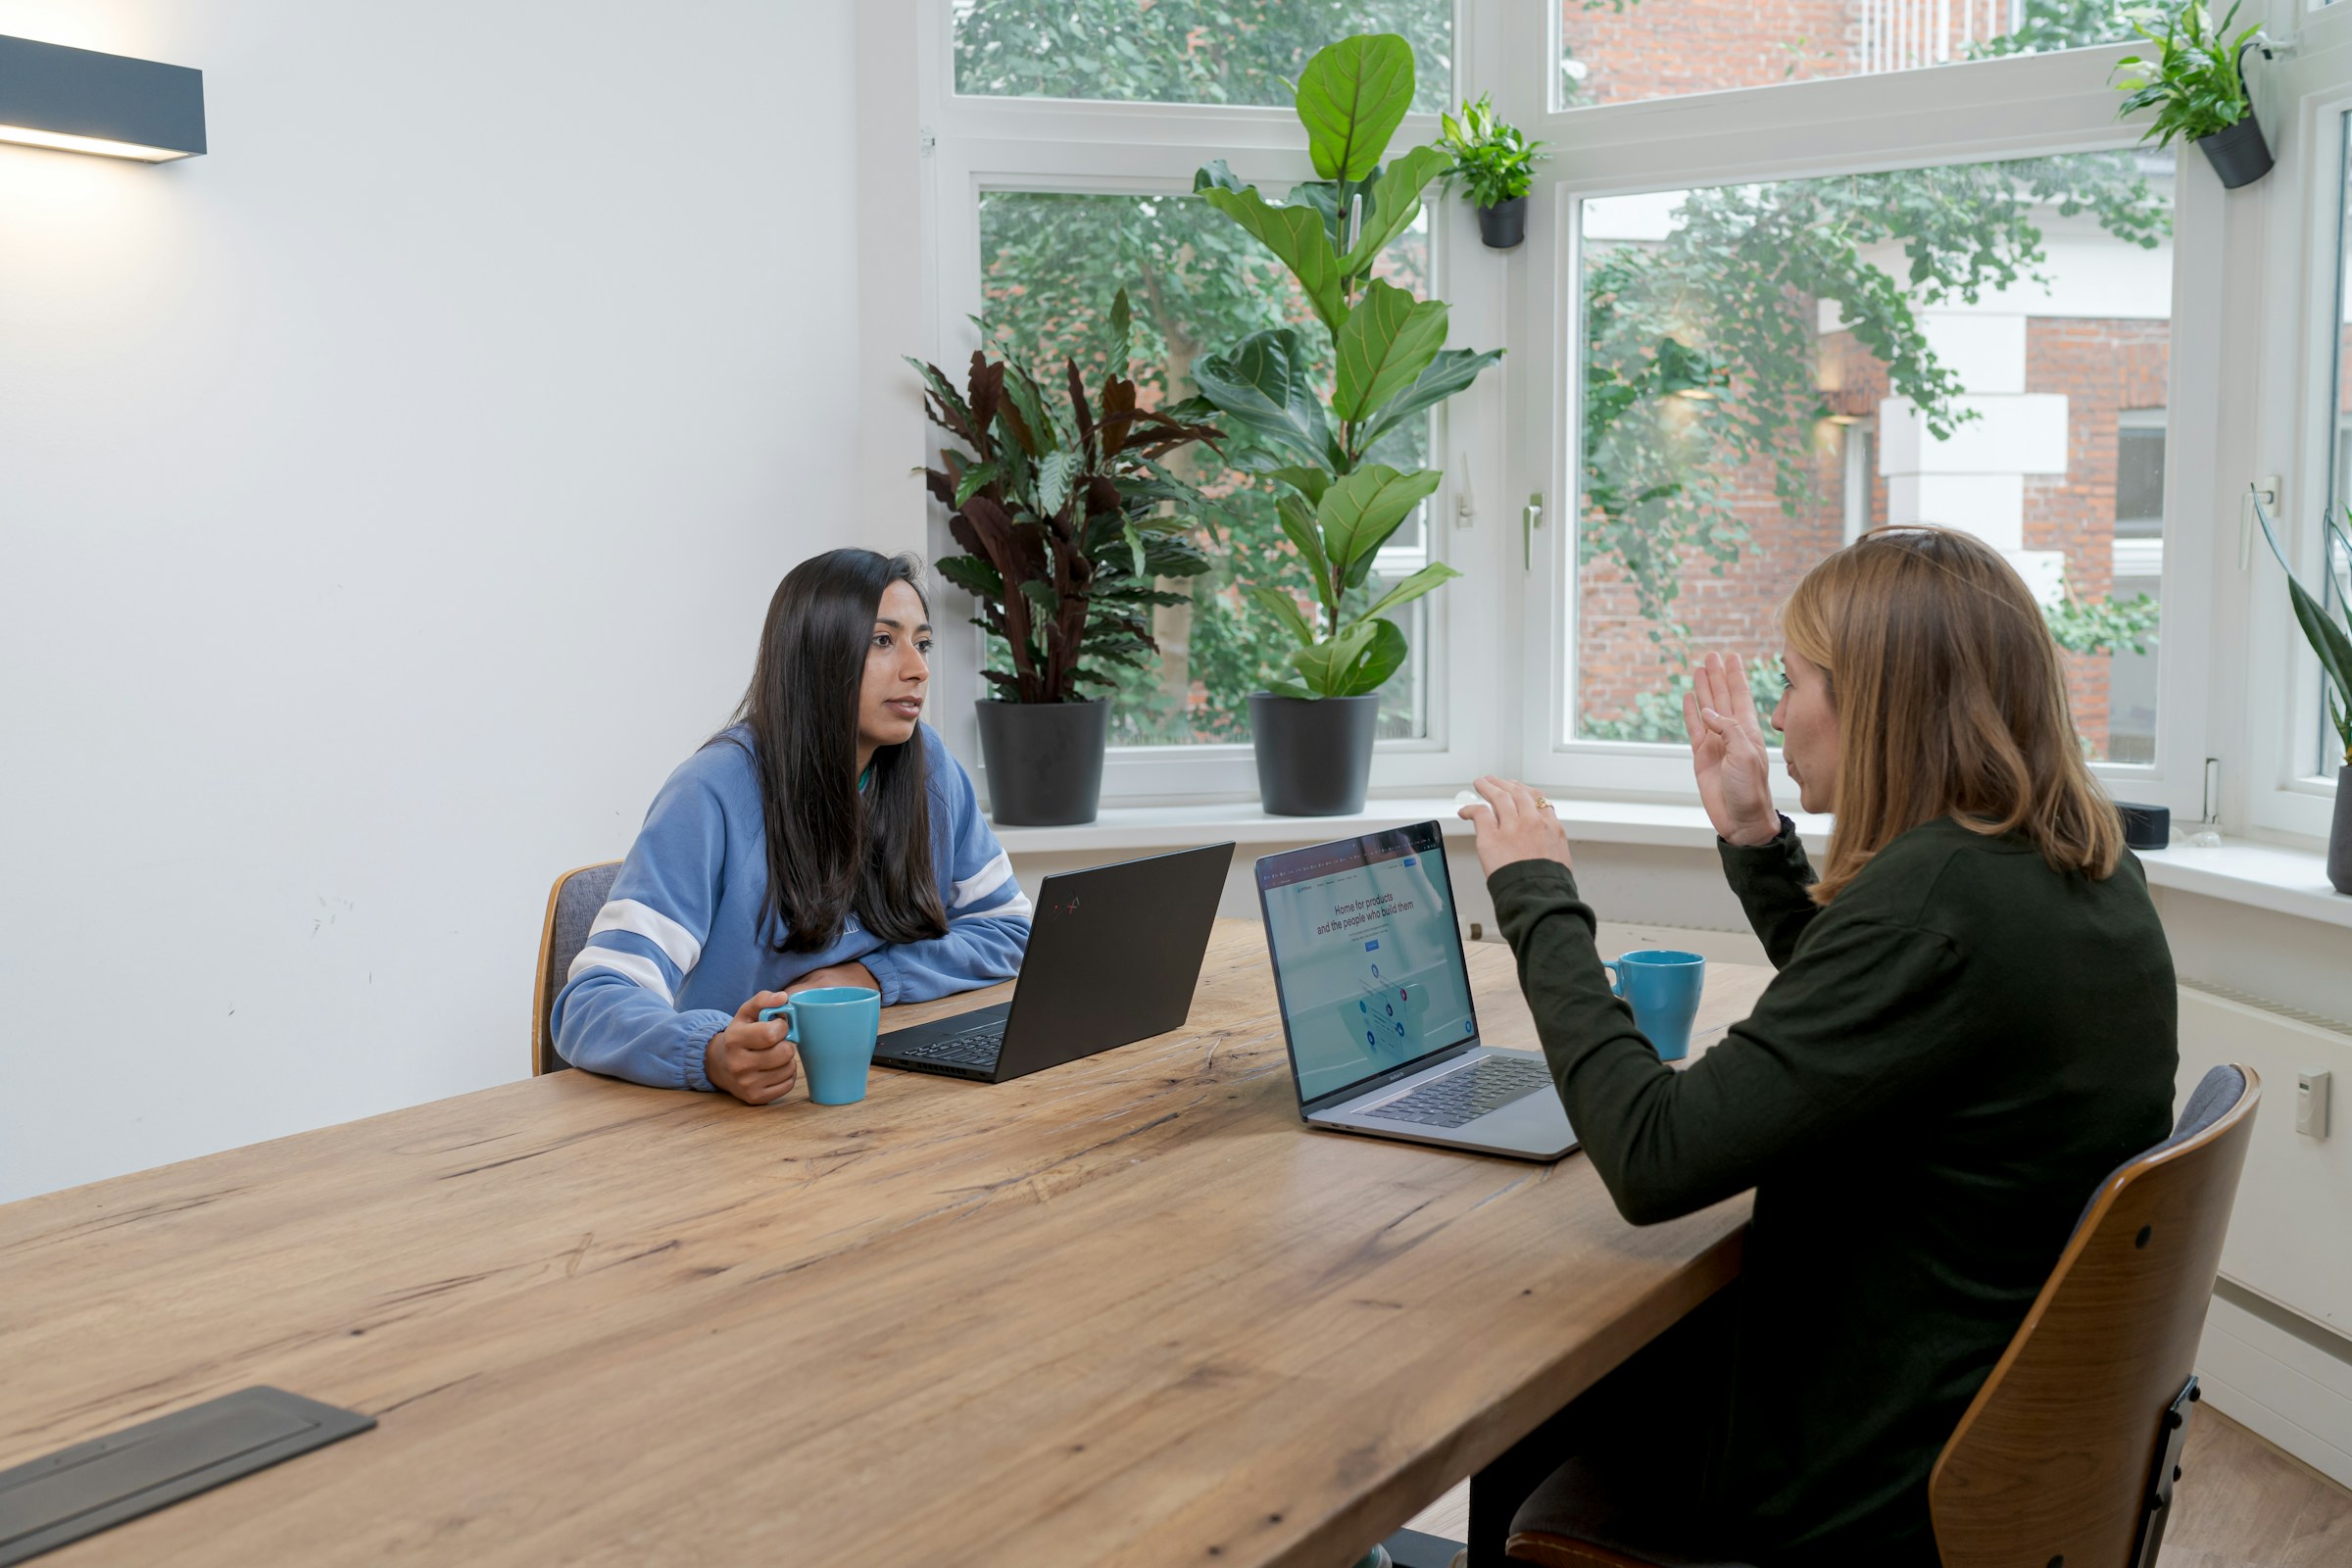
955,0,1453,113
959,0,2170,746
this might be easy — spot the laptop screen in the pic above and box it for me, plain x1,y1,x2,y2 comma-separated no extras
1255,822,1481,1105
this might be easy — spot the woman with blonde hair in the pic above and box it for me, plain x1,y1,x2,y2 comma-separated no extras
1457,525,2177,1565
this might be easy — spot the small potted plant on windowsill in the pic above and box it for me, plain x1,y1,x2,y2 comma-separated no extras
2112,0,2275,189
2251,488,2352,893
913,293,1224,827
1439,93,1548,249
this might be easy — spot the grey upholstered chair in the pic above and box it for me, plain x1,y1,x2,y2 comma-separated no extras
532,861,621,1075
1504,1063,2261,1568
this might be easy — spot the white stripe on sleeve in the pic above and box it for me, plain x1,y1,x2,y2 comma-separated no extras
566,943,677,1004
951,853,1015,909
954,889,1031,923
588,899,703,975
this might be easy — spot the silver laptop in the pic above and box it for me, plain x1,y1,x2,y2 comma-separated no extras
1254,822,1577,1162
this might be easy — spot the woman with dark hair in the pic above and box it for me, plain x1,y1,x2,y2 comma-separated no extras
1456,525,2177,1564
552,549,1029,1103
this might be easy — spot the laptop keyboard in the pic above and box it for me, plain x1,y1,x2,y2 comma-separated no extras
888,1029,1004,1069
1363,1055,1553,1129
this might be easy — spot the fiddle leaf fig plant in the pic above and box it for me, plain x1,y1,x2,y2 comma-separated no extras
914,291,1225,706
1180,32,1501,701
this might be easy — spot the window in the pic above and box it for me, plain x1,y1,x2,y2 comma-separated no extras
1553,0,2138,111
973,190,1437,745
956,0,1453,111
1565,152,2177,764
2318,108,2352,778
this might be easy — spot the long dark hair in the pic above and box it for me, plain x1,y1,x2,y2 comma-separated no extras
732,549,948,953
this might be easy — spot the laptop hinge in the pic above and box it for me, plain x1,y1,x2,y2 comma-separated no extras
1302,1040,1482,1118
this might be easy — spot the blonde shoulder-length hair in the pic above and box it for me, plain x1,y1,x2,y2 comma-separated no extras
1781,524,2124,904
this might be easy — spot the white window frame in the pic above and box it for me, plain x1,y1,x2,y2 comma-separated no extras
1501,14,2227,818
914,1,1509,804
2236,0,2352,839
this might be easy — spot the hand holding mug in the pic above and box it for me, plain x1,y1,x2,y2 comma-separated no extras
707,990,801,1105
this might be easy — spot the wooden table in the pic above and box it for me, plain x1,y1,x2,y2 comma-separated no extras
0,922,1769,1567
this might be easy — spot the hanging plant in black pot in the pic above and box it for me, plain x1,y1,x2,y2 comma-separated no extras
914,293,1223,827
1438,93,1546,251
2113,0,2276,190
1178,35,1504,815
2250,491,2352,895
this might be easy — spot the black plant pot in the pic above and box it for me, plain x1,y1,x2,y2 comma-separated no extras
974,698,1108,827
1250,693,1378,816
2197,116,2274,190
1476,195,1528,250
2330,764,2352,896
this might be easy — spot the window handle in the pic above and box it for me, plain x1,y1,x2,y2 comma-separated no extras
1523,493,1544,569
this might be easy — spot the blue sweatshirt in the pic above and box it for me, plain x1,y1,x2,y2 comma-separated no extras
552,723,1029,1091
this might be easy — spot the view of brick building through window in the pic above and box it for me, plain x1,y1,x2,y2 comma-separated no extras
1563,1,2172,763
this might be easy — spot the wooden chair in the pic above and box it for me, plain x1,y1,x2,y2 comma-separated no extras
1504,1063,2261,1568
531,860,621,1076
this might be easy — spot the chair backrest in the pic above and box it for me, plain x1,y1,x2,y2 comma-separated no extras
532,860,622,1076
1929,1063,2261,1568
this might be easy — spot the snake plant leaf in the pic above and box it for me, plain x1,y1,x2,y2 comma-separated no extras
1357,346,1506,452
1358,561,1462,623
1292,615,1409,698
1190,328,1342,468
1339,145,1451,275
1296,33,1415,183
2252,489,2352,715
1196,183,1348,334
1245,583,1318,650
1316,465,1443,579
1334,278,1450,424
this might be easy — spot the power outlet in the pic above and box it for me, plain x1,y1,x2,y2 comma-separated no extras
2297,1069,2331,1139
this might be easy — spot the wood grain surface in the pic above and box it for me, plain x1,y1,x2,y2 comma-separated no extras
0,921,1769,1567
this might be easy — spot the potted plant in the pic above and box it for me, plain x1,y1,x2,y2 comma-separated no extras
913,293,1224,826
1184,33,1502,814
2113,0,2274,189
2251,489,2352,894
1438,94,1548,250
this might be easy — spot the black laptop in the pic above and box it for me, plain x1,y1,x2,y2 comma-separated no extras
873,841,1235,1083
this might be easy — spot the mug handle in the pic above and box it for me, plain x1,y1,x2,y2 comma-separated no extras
756,1002,800,1044
1602,962,1623,999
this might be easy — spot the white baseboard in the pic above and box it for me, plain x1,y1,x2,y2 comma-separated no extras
2194,1285,2352,1489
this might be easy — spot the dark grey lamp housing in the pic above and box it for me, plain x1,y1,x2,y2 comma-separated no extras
0,33,205,162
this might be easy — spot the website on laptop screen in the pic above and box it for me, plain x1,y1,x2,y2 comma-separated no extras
1259,824,1478,1104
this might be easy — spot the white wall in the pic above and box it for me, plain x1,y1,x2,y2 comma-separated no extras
0,1,869,1200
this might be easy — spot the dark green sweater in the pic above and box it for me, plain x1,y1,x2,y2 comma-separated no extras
1489,816,2177,1564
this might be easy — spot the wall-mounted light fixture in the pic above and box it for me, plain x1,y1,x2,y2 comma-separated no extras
0,34,205,163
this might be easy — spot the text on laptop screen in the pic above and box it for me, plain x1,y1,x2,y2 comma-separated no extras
1259,825,1478,1103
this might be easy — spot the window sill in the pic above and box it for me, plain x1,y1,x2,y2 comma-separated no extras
992,797,1838,854
995,800,2352,931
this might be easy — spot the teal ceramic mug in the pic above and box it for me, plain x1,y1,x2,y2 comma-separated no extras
758,987,882,1104
1603,950,1706,1061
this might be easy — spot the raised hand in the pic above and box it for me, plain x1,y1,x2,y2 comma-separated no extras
1681,652,1782,848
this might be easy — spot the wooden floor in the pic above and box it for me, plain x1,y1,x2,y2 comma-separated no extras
1398,1408,2352,1564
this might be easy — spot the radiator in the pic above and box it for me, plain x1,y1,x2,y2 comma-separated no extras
2177,981,2352,1488
2176,980,2352,1338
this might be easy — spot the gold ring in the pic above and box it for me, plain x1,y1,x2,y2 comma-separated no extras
1534,794,1553,811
